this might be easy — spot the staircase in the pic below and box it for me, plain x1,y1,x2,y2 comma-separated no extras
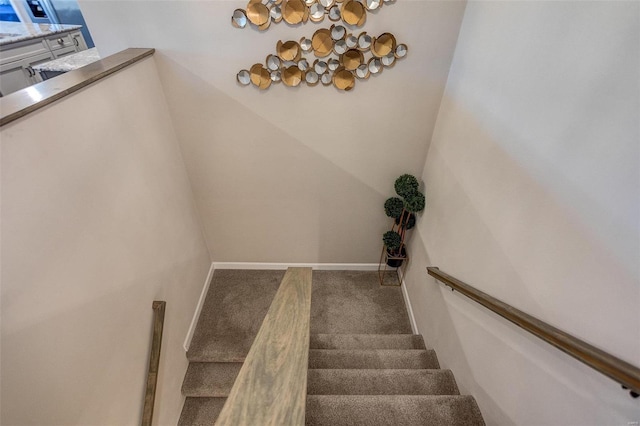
178,270,484,425
306,334,484,425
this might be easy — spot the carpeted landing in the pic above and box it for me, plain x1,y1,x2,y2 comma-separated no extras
178,270,485,425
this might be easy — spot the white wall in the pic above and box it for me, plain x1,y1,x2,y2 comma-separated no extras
78,0,467,263
403,1,640,425
1,57,211,425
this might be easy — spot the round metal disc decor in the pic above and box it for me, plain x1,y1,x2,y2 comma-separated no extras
270,70,282,82
341,49,364,71
319,0,334,7
328,5,341,21
346,34,358,49
355,64,370,79
328,58,340,71
305,70,320,86
364,0,381,11
314,60,328,74
357,32,372,51
331,24,346,41
395,43,408,59
237,69,251,85
276,40,301,62
283,0,306,24
334,39,348,55
304,0,315,5
381,52,396,67
282,65,303,87
246,2,270,26
298,58,310,71
368,57,383,74
300,37,313,52
332,67,355,91
320,72,333,86
250,63,272,90
371,32,396,57
309,3,325,22
270,5,283,22
266,54,282,71
257,18,271,31
312,29,334,57
341,0,366,26
232,9,248,28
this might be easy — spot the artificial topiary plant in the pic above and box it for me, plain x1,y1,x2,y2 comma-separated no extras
383,230,402,252
394,174,419,198
404,191,425,213
381,174,426,268
384,197,404,219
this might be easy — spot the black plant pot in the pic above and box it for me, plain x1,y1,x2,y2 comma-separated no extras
386,246,407,268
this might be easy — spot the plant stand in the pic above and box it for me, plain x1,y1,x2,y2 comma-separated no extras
378,245,408,286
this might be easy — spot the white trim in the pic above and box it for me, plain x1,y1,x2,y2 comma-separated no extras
183,262,215,351
398,268,419,334
212,262,379,271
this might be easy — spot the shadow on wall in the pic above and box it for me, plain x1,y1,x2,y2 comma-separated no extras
151,53,406,263
2,274,166,425
401,91,639,425
402,233,515,426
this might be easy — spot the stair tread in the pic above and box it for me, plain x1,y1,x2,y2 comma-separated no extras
310,334,426,349
182,362,242,397
309,349,440,369
307,369,459,395
305,395,485,426
187,270,283,362
178,397,226,426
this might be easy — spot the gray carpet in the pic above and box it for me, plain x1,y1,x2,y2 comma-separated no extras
178,270,485,426
307,369,460,395
310,271,412,334
306,395,485,426
187,269,284,362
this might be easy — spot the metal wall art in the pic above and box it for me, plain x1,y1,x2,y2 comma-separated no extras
237,26,407,91
232,0,395,31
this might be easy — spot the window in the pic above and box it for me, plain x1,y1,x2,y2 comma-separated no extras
0,0,20,22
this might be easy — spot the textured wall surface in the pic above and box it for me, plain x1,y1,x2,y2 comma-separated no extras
1,57,211,425
402,2,640,425
79,0,467,262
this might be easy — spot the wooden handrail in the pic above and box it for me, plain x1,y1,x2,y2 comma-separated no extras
141,301,166,426
427,267,640,397
0,48,155,127
216,267,313,425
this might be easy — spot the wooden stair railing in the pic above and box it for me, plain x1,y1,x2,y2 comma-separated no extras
216,267,313,425
141,301,166,426
427,267,640,397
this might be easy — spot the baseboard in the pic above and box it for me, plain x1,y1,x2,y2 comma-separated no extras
398,269,419,334
212,262,379,271
183,262,215,352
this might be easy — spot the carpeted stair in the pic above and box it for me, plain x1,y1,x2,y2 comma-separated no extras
178,270,283,425
305,333,484,425
178,270,484,425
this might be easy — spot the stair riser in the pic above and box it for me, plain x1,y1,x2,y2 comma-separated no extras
305,395,485,426
182,363,242,397
310,334,426,350
178,397,227,426
307,369,459,395
309,350,439,369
